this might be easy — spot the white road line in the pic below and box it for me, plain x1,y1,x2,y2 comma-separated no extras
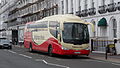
35,59,43,61
7,50,17,54
112,63,120,66
95,60,105,63
19,54,32,59
35,59,70,68
83,59,96,61
42,60,48,64
47,62,70,68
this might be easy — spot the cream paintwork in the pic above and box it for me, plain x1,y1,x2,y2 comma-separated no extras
31,14,91,50
32,28,49,45
61,42,89,50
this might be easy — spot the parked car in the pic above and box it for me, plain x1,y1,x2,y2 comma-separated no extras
0,38,12,49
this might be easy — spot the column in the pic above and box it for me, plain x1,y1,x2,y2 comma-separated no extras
68,0,72,13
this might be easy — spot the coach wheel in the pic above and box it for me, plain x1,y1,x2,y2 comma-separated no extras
71,55,79,58
29,44,33,52
86,54,89,56
48,46,54,57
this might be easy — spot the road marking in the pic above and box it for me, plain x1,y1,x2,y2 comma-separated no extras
42,60,48,64
19,54,32,59
55,59,61,61
35,59,69,68
35,59,43,61
47,62,70,68
8,50,17,54
47,57,53,58
83,59,96,61
112,63,120,66
95,60,105,63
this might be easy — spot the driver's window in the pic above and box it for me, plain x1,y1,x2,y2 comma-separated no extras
49,21,60,38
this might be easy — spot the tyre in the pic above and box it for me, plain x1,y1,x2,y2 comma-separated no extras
48,46,54,57
71,55,79,58
29,43,33,52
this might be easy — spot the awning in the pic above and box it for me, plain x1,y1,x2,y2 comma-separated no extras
98,18,107,26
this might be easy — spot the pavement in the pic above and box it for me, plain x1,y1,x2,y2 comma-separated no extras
89,52,120,63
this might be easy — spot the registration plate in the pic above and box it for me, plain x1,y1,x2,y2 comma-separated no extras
74,52,81,54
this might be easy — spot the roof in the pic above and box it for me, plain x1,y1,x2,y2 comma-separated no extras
36,14,86,24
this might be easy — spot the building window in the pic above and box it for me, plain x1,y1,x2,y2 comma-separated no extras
110,0,114,3
101,0,105,6
100,27,107,37
71,0,73,13
92,21,96,37
66,0,68,13
61,1,64,14
78,0,81,11
91,0,94,8
112,19,117,38
84,0,87,9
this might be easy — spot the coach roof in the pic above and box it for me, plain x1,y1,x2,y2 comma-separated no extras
39,14,85,23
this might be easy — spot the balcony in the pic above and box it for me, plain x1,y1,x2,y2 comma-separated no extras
107,3,116,12
98,5,107,14
117,2,120,10
80,9,88,17
88,8,96,16
18,0,33,10
76,11,81,17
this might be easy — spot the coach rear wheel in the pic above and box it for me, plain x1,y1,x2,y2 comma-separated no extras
48,46,54,57
29,44,33,52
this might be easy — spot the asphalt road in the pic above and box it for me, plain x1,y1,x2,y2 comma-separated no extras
0,45,120,68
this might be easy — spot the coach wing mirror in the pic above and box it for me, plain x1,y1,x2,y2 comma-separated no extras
57,33,61,42
85,22,94,32
56,27,61,42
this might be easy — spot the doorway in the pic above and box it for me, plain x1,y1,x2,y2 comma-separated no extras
12,30,18,45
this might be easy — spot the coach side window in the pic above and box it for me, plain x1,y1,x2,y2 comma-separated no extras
49,21,60,38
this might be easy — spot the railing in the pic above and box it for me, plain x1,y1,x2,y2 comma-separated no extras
92,40,114,52
117,2,120,10
76,11,81,17
91,37,114,52
80,9,88,17
88,8,96,16
107,3,116,12
98,5,107,14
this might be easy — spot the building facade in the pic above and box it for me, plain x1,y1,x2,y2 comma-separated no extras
0,0,60,44
0,0,9,38
0,0,120,54
59,0,120,54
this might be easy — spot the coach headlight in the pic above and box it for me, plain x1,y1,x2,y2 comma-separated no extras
62,46,70,50
85,47,90,50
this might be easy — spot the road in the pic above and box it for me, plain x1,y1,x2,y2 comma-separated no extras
0,45,120,68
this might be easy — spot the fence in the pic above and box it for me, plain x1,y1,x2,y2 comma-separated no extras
91,37,114,52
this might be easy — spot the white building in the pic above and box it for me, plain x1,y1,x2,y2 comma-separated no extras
59,0,120,54
0,0,60,44
1,0,120,54
0,0,9,38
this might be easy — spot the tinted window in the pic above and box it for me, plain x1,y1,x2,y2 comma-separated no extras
27,21,48,29
62,23,89,45
49,21,60,38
